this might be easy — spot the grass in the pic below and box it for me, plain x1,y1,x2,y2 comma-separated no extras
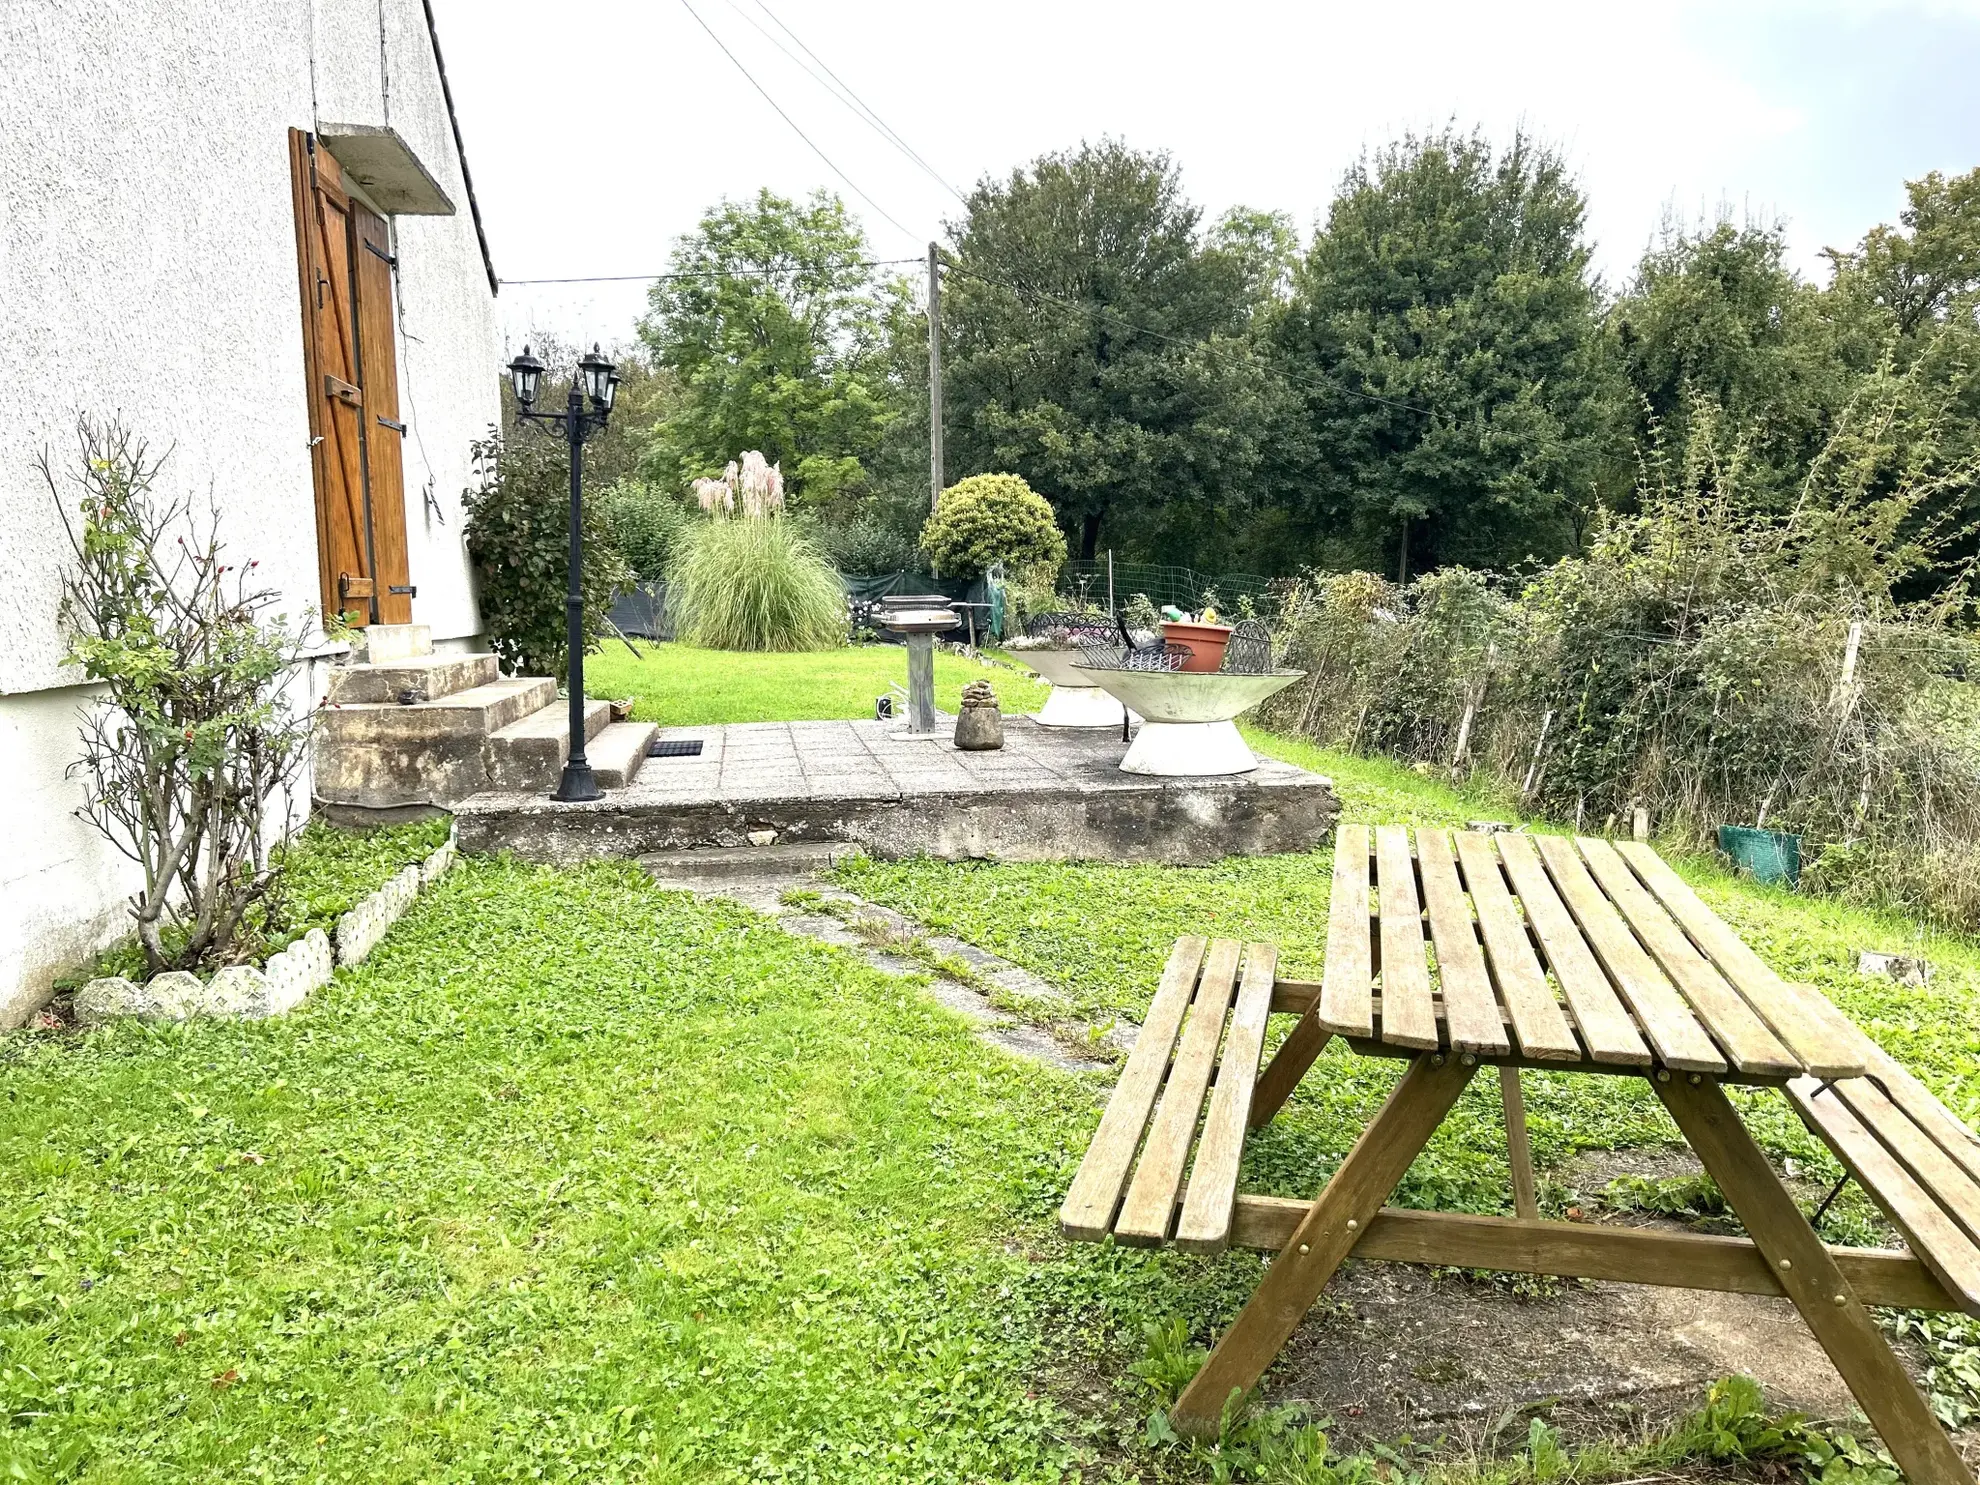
3,857,1909,1483
4,859,1099,1481
585,640,1048,727
10,651,1977,1476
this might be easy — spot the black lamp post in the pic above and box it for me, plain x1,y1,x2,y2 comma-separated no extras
505,342,618,802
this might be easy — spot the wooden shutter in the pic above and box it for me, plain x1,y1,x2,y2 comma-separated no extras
353,204,413,624
286,128,413,627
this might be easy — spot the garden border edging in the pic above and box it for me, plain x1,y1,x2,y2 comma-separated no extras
72,835,458,1027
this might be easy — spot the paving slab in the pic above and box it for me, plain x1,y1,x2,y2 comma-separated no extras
457,716,1339,866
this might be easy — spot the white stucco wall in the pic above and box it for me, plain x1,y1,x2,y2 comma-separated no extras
0,0,501,1022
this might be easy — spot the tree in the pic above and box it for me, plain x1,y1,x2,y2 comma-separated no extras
940,141,1282,563
1828,166,1980,343
1608,217,1855,508
1276,128,1619,577
638,189,912,508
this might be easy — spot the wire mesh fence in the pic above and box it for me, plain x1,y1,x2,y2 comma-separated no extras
1057,560,1276,615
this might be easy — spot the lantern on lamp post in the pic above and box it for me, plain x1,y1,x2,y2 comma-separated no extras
504,342,617,803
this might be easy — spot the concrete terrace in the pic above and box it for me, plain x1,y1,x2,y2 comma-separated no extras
455,716,1340,866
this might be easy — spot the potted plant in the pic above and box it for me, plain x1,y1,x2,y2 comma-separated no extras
1159,587,1233,673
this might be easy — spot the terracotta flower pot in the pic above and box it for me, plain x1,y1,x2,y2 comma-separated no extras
1159,621,1234,673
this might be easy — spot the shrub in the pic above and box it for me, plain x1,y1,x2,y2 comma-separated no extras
919,473,1067,580
815,510,922,575
602,477,687,582
1258,369,1980,926
462,428,632,682
47,418,314,974
667,501,846,653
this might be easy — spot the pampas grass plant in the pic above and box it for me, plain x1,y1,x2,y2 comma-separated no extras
667,454,845,651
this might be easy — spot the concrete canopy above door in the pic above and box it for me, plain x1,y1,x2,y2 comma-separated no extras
317,123,455,216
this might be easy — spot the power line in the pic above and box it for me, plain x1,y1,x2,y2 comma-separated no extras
733,0,968,208
502,258,920,287
676,0,922,244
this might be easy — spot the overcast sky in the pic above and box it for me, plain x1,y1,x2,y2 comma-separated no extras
427,0,1980,356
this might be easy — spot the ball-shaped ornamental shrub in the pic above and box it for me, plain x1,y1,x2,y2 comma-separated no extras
918,473,1068,580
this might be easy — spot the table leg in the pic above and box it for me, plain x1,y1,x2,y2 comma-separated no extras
1500,1067,1540,1220
1172,1052,1478,1436
1656,1075,1974,1485
1249,1012,1332,1129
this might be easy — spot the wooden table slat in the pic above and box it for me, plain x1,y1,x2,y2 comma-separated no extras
1495,834,1651,1065
1790,1077,1980,1317
1451,831,1581,1061
1534,835,1725,1072
1115,938,1246,1244
1831,1078,1980,1249
1615,842,1866,1079
1176,944,1280,1253
1415,828,1511,1055
1373,826,1439,1049
1059,936,1208,1241
1576,837,1801,1076
1316,824,1374,1038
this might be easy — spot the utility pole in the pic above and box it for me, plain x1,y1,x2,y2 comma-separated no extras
927,241,943,510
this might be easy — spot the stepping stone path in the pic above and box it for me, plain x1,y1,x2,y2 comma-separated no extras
639,846,1128,1075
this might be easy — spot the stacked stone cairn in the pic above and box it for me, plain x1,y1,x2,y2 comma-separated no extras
954,680,1004,751
72,834,458,1027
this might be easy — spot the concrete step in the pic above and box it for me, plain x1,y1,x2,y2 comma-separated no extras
639,841,846,885
590,720,660,788
484,698,611,792
326,652,500,705
315,676,558,812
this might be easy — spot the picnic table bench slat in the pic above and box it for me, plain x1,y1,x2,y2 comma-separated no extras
1176,943,1280,1253
1058,935,1208,1242
1789,1076,1980,1318
1451,830,1581,1061
1114,938,1246,1245
1533,835,1724,1072
1829,1078,1980,1250
1415,828,1511,1055
1615,842,1866,1079
1575,837,1801,1077
1373,825,1439,1049
1864,1045,1980,1189
1316,824,1374,1038
1495,833,1651,1066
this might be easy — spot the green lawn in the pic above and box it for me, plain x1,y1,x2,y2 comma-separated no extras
4,861,1106,1481
7,652,1978,1478
585,641,1048,726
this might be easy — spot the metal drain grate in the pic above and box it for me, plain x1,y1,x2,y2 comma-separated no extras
647,738,704,758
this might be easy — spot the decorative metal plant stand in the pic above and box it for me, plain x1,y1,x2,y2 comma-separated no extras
880,605,960,738
1075,624,1302,776
1016,615,1141,729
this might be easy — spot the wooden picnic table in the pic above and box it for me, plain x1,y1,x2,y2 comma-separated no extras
1061,825,1980,1484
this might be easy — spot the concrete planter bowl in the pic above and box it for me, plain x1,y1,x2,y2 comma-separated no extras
1017,648,1140,729
1074,666,1305,776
